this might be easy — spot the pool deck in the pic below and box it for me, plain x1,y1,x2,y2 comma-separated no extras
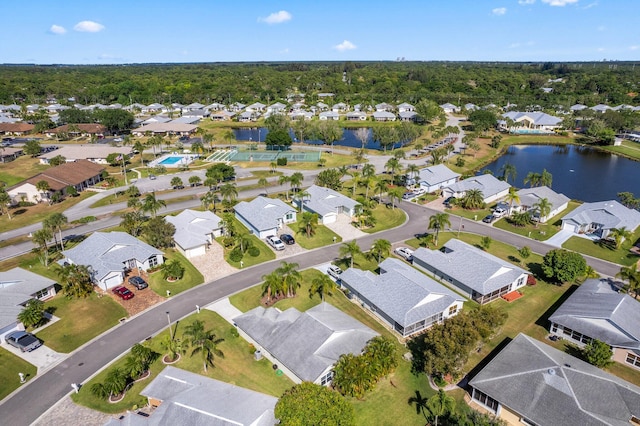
148,153,198,168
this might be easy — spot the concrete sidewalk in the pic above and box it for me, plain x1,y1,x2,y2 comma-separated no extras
204,298,244,324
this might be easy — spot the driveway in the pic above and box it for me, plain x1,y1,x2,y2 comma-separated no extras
545,228,575,247
188,241,238,282
1,341,64,373
204,298,243,325
325,214,367,241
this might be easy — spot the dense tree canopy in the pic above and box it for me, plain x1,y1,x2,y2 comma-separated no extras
275,382,354,426
542,249,587,283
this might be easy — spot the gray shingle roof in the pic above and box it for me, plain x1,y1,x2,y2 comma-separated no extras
502,111,562,126
166,209,222,250
515,186,570,211
136,366,277,426
444,174,511,199
234,197,295,232
233,303,378,382
340,258,464,328
562,200,640,231
469,333,640,426
549,278,640,350
62,232,163,281
413,239,528,295
372,111,396,119
417,165,460,187
301,185,359,217
0,268,56,330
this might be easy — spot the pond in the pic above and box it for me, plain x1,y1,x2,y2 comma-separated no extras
232,127,406,151
481,144,640,202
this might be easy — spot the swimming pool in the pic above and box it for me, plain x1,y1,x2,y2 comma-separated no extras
150,153,196,168
159,156,183,165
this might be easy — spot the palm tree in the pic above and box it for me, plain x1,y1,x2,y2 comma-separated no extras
406,164,420,185
384,157,402,185
524,171,542,188
202,131,216,151
160,335,184,362
43,212,68,252
350,170,361,196
261,271,283,303
427,389,456,426
387,186,404,210
258,177,269,194
200,191,218,212
374,179,388,205
32,228,52,266
35,180,50,203
56,263,94,298
533,197,552,225
364,336,397,377
340,241,362,268
616,266,640,299
608,227,633,249
90,368,127,400
459,189,485,210
233,232,252,253
133,140,145,165
500,163,517,184
141,192,166,217
362,163,376,178
370,239,391,263
191,140,205,156
219,183,238,203
276,261,302,297
362,175,376,200
540,168,553,187
170,176,184,189
309,274,336,302
184,320,224,373
289,172,304,195
17,299,45,329
278,175,291,200
429,213,451,246
0,189,12,220
503,187,520,216
298,212,318,238
189,175,201,187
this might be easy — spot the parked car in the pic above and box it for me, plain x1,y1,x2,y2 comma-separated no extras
148,174,157,180
394,247,414,262
483,214,496,223
443,196,455,206
113,137,123,142
112,286,134,300
266,235,285,251
493,207,508,218
5,330,42,352
280,234,295,245
413,187,427,195
327,265,343,279
128,276,148,290
402,192,416,200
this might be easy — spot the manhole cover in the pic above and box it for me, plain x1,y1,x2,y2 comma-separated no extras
78,363,84,366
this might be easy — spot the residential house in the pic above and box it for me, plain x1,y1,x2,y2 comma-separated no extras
549,278,640,370
289,110,314,121
0,147,23,163
316,102,329,111
375,103,394,112
499,111,562,133
296,184,360,225
464,103,479,111
442,174,511,204
182,102,205,113
210,110,235,121
105,366,277,426
561,200,640,239
318,111,339,121
170,116,201,125
468,333,640,426
8,159,105,203
38,145,132,165
267,102,287,114
234,196,296,239
141,116,171,125
141,103,166,114
317,93,334,99
132,122,197,136
0,122,35,135
245,102,266,113
340,258,464,337
234,302,378,385
166,209,223,259
204,102,226,111
570,104,588,112
440,103,460,113
372,111,396,122
345,111,367,121
228,102,246,112
591,104,612,113
331,102,347,113
398,111,418,122
61,231,164,290
0,268,57,340
397,102,415,113
412,239,529,304
414,164,460,193
44,124,107,138
512,186,570,223
180,109,208,119
237,111,257,122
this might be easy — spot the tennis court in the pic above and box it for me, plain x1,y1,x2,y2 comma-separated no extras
228,150,320,162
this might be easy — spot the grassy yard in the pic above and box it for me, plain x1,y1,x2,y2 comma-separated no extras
445,205,492,222
36,292,128,353
0,347,38,400
0,251,61,281
362,203,407,234
221,235,275,268
0,155,49,186
600,140,640,161
562,230,640,266
288,221,342,249
71,310,294,413
493,201,581,241
148,249,204,298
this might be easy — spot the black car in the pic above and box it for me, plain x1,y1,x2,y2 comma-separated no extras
482,214,496,223
280,234,295,245
128,276,149,290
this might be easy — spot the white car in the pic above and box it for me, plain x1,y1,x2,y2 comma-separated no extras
493,207,508,218
266,235,285,251
394,247,414,262
327,265,343,279
413,187,427,195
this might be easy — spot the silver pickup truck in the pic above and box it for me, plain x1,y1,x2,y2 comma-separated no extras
5,330,42,352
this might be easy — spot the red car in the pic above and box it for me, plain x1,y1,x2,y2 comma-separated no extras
112,286,134,300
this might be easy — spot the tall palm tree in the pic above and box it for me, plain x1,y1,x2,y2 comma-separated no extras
276,261,302,297
35,180,51,203
200,190,219,212
43,212,68,252
361,163,376,178
503,187,520,216
500,163,517,184
524,171,542,188
298,212,318,238
32,228,53,265
289,172,304,195
340,241,362,268
191,141,205,156
540,168,553,188
350,171,362,196
460,189,485,210
258,177,269,194
261,271,283,303
427,389,456,426
384,157,402,185
429,213,451,246
141,192,166,217
309,274,336,302
374,179,388,205
370,239,391,263
616,266,640,299
184,320,224,373
160,335,184,362
405,164,420,185
533,197,552,225
278,175,292,200
56,263,93,298
219,183,238,203
609,227,633,249
388,186,404,210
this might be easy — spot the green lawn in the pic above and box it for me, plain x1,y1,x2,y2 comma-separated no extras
0,155,49,186
493,201,581,241
224,236,275,268
36,292,128,353
288,221,342,249
362,204,407,234
562,230,640,267
0,346,38,401
149,249,204,297
71,310,294,413
445,205,492,222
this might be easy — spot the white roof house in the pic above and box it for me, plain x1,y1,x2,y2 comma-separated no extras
570,104,588,112
513,186,570,223
442,174,511,204
234,303,378,385
105,366,277,426
415,164,460,193
339,258,464,337
166,209,223,259
132,122,197,136
318,111,339,121
38,145,132,165
372,111,396,122
296,185,360,225
234,196,296,239
440,103,460,113
561,200,640,239
412,239,529,304
500,111,562,133
397,102,415,113
62,231,164,290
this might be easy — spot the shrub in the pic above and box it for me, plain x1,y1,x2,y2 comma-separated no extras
527,275,537,286
276,157,288,166
247,246,260,257
230,327,239,338
229,248,244,262
73,216,97,224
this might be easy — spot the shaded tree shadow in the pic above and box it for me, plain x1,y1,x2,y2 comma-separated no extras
508,255,521,263
535,284,578,329
464,336,513,390
526,262,546,280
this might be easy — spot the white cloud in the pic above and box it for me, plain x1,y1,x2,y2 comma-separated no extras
541,0,578,6
280,48,290,54
582,2,598,9
258,10,292,24
518,0,535,4
73,20,105,33
492,7,507,15
630,45,639,51
334,40,357,52
49,24,66,35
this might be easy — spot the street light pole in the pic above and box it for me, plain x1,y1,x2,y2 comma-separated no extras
166,311,172,340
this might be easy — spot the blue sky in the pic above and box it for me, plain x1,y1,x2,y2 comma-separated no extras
1,0,638,64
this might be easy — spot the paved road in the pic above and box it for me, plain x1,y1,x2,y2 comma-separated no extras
0,199,622,425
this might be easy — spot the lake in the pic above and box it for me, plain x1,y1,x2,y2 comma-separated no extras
233,127,405,150
481,144,640,202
